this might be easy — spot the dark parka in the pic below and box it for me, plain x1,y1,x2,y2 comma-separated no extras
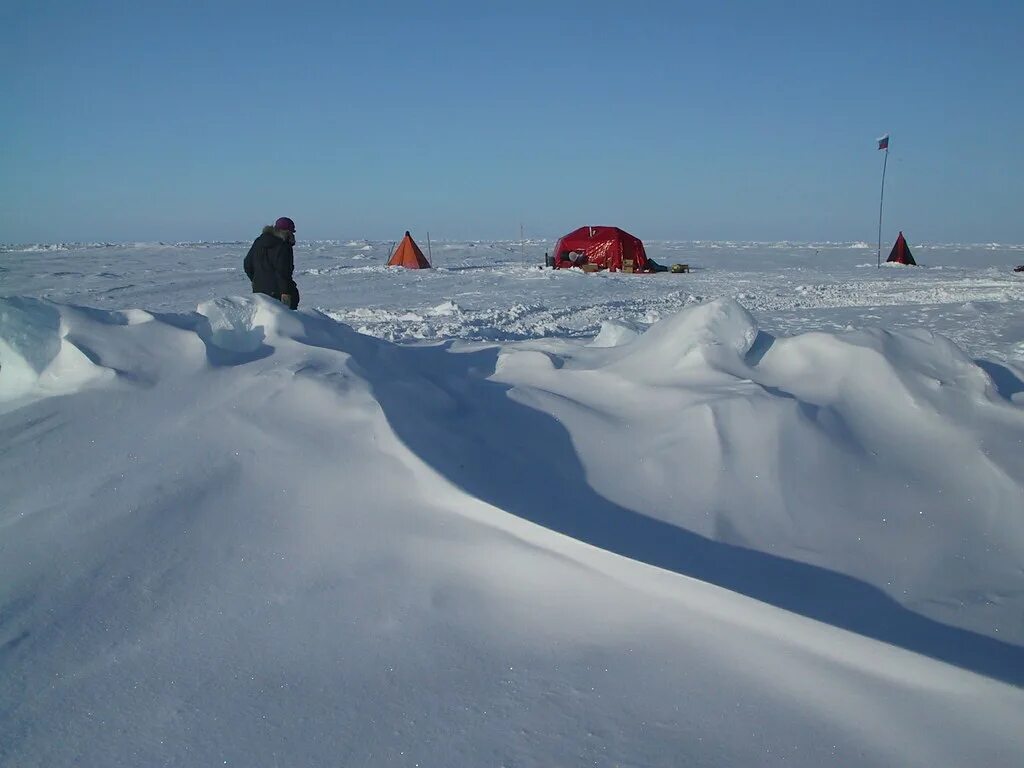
244,226,299,308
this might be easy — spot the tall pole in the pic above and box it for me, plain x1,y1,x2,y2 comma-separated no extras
877,144,889,269
427,231,433,263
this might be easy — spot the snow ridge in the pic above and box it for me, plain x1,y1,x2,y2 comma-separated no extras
2,294,1024,766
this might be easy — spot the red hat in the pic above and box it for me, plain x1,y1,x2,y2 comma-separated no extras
274,217,296,232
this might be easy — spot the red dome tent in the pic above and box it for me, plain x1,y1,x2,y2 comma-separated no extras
886,231,917,266
553,226,649,272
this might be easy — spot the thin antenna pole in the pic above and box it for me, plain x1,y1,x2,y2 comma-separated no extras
427,231,433,263
877,145,889,269
520,222,524,259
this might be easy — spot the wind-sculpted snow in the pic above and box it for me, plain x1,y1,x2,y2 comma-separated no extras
2,296,1024,766
492,299,1024,647
604,297,761,379
0,297,118,404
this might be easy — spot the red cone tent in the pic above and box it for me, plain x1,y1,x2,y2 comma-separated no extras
387,231,431,269
886,231,917,265
552,226,649,272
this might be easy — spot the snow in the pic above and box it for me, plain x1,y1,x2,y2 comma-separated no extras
2,240,1023,766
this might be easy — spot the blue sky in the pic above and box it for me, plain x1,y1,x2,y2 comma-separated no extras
2,0,1021,243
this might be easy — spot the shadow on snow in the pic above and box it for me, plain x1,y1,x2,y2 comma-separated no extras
344,335,1024,688
975,358,1024,401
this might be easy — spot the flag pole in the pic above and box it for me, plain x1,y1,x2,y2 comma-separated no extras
877,140,889,269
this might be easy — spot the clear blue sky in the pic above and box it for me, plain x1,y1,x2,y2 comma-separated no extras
2,0,1021,243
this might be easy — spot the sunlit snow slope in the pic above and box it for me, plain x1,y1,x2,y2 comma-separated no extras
2,293,1023,767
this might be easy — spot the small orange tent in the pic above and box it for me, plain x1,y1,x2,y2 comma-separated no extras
387,231,431,269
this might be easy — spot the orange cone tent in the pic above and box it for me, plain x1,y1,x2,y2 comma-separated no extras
886,231,917,265
387,231,431,269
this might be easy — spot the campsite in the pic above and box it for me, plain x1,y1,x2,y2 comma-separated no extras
3,236,1024,767
3,2,1024,766
7,237,1021,347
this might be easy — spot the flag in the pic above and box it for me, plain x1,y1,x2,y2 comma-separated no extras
877,134,889,151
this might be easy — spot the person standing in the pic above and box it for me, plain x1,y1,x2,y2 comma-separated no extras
243,217,300,309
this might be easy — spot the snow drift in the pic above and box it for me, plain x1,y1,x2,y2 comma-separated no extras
2,295,1023,767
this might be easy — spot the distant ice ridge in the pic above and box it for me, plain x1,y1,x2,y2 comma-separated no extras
5,239,1022,254
0,241,250,252
0,242,118,252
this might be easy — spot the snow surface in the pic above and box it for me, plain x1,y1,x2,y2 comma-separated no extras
2,240,1024,766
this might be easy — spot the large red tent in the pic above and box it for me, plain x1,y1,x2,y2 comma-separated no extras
552,226,649,272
